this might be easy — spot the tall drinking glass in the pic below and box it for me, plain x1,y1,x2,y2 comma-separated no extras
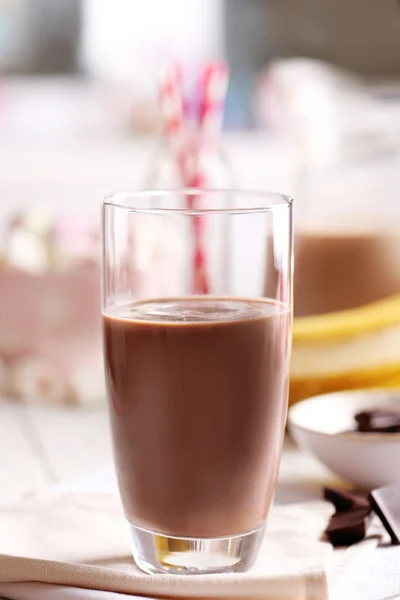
102,189,293,575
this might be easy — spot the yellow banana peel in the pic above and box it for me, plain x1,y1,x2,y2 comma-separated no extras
290,294,400,405
293,294,400,343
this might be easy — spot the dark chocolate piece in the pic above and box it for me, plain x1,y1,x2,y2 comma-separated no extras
355,409,400,433
325,508,370,547
369,485,400,544
324,486,370,513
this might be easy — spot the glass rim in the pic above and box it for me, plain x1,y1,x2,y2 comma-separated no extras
103,188,293,216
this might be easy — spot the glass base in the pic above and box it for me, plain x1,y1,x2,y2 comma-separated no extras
129,522,265,575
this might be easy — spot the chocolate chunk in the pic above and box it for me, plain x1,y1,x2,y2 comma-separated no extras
355,409,400,433
324,486,370,513
369,485,400,544
325,508,370,547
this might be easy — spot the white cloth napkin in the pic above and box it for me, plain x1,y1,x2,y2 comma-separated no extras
0,583,148,600
0,488,334,600
330,543,400,600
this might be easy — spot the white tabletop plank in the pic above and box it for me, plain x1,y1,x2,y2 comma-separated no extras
0,402,49,497
24,404,112,484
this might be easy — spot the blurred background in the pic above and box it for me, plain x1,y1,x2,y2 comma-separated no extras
1,0,400,410
2,0,400,213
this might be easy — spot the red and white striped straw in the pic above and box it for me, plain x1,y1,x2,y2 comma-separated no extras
159,61,229,294
187,61,229,293
199,61,229,140
159,63,185,150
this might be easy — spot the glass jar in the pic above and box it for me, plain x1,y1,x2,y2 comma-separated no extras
294,152,400,316
263,57,400,317
144,138,235,190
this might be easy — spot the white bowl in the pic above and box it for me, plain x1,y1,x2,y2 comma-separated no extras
288,389,400,490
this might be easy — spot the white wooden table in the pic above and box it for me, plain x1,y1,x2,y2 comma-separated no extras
1,402,399,600
0,402,113,498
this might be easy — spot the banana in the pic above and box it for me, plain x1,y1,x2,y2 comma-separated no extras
290,295,400,405
293,295,400,343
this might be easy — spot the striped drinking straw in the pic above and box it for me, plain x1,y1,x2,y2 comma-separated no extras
159,61,229,294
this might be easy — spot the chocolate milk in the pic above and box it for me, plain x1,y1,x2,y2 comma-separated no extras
294,230,400,316
103,297,290,538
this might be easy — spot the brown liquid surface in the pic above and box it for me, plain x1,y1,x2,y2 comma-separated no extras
294,230,400,316
103,297,290,538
